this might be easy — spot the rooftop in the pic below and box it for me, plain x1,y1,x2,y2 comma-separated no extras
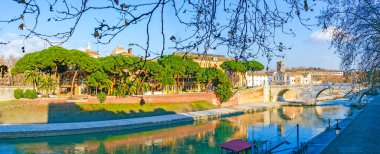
110,46,133,56
220,139,252,152
173,52,233,61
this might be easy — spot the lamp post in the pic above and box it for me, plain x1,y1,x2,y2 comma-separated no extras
334,119,342,135
325,118,331,130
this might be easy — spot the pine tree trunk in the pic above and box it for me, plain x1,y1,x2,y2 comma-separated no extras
151,83,155,95
70,70,78,96
176,75,179,93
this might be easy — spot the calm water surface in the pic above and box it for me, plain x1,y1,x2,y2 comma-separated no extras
0,100,357,154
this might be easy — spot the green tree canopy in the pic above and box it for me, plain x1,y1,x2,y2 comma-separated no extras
220,61,246,73
158,55,200,93
86,71,112,95
157,55,187,77
245,61,264,72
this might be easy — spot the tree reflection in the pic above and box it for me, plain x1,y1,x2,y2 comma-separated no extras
1,102,353,154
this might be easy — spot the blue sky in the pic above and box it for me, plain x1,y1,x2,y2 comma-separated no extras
0,1,340,70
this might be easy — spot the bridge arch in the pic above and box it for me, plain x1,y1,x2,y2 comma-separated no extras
276,89,300,102
0,65,8,78
268,84,354,103
314,87,345,103
353,89,378,104
315,87,333,100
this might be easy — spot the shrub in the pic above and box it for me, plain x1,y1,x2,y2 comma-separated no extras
24,89,38,99
97,93,107,103
215,82,233,102
14,88,24,99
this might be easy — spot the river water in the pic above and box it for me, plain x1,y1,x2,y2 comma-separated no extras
0,100,357,154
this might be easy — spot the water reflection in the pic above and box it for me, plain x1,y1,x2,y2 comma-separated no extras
0,100,354,154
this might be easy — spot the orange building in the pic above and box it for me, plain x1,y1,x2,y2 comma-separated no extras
173,52,233,70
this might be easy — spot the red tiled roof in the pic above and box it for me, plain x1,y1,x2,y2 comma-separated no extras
220,139,251,152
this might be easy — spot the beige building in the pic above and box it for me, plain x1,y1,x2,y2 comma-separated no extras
84,43,100,58
268,61,312,85
110,46,133,57
173,52,233,70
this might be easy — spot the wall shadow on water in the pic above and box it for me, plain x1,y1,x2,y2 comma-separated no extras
0,119,235,154
47,103,176,123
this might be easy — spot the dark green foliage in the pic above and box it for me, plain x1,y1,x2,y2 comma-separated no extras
24,89,38,99
215,81,233,102
86,71,112,94
195,68,232,102
221,60,265,72
14,88,24,99
12,46,101,95
245,61,265,71
221,60,264,88
97,93,107,103
11,46,241,102
157,55,187,76
220,61,246,73
158,55,200,92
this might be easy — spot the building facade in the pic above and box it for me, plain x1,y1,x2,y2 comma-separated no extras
173,52,233,70
269,61,312,85
246,72,269,87
246,61,315,86
110,46,133,56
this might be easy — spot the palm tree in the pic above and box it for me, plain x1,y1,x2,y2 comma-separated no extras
24,70,41,91
38,75,56,97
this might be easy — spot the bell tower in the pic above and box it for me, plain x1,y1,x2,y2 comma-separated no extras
277,61,285,72
86,42,91,50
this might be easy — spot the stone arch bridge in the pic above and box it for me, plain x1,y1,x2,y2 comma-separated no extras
267,84,354,104
222,83,355,106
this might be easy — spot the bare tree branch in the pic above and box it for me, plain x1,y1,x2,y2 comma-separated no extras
0,0,316,61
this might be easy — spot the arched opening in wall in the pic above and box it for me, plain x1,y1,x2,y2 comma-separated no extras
277,89,299,102
0,65,9,85
315,88,344,102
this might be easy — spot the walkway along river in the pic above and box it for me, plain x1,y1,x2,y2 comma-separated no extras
0,99,358,153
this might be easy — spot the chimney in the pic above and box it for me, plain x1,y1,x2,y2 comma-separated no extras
128,48,132,54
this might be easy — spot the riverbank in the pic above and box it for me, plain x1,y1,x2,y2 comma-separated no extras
0,103,278,138
0,101,217,124
299,107,362,153
295,95,378,153
320,95,380,153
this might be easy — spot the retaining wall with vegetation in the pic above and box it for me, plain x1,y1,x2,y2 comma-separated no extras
0,86,32,101
8,92,220,105
87,92,220,104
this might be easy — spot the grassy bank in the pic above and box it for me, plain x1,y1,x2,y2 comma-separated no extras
0,101,218,124
77,101,217,114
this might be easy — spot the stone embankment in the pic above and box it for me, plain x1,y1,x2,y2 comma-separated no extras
297,95,379,154
321,95,380,153
0,103,278,139
299,109,362,154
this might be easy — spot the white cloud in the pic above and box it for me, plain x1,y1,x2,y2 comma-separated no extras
77,47,85,51
0,36,47,58
310,27,336,42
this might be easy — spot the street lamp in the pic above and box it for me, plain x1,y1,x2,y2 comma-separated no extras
334,119,342,135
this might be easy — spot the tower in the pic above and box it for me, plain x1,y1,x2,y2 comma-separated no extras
277,61,285,72
86,42,91,50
